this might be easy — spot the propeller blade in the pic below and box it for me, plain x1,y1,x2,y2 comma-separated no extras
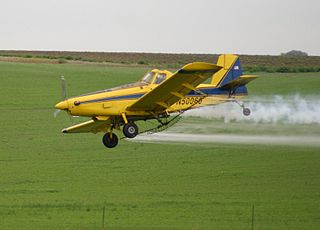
54,109,61,118
61,76,67,100
54,76,67,118
55,76,74,124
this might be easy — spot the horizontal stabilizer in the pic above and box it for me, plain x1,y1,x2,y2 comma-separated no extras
220,75,257,89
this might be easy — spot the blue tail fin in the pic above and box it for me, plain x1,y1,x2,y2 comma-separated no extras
211,54,243,87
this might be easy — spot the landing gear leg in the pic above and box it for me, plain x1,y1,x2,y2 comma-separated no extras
102,132,119,148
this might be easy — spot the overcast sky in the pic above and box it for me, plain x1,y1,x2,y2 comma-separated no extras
1,0,319,55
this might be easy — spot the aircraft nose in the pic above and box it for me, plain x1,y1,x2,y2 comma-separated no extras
55,100,68,110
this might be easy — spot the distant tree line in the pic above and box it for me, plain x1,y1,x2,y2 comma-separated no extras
244,65,320,73
281,50,308,57
0,50,319,73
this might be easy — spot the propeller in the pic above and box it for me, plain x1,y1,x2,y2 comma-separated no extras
53,109,61,118
61,76,67,100
54,76,68,118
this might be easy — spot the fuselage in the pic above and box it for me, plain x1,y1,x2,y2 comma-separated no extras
55,69,248,118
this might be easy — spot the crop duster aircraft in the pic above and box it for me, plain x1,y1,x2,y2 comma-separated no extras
55,54,256,148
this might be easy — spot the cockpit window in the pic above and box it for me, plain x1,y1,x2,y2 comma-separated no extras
154,73,167,84
141,72,155,84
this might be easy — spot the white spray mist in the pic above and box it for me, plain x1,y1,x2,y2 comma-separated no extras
183,95,320,125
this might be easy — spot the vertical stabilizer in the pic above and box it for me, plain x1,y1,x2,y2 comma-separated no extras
210,54,243,87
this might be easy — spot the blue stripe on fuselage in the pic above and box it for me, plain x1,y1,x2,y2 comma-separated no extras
188,86,248,96
80,93,145,104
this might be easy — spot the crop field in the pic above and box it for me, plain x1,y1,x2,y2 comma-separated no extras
0,61,320,229
1,50,320,72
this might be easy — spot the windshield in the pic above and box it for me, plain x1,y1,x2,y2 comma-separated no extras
141,72,155,84
154,73,167,84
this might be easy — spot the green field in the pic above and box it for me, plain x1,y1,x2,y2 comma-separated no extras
0,62,320,229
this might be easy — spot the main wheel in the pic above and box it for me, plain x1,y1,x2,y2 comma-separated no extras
243,108,251,116
102,133,118,148
123,122,139,138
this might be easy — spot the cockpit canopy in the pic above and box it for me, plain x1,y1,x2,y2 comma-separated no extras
141,70,171,85
141,72,156,84
77,69,172,97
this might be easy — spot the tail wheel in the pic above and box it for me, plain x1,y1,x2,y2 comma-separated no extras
243,108,251,116
123,122,139,138
102,133,118,148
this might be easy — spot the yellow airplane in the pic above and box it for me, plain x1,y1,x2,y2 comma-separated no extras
55,54,256,148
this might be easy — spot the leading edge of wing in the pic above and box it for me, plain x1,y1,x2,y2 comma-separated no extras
128,62,222,112
178,62,222,74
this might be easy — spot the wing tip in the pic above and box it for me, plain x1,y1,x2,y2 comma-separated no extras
62,128,68,134
179,63,221,74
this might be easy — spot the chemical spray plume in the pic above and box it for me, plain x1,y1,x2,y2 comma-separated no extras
184,95,320,125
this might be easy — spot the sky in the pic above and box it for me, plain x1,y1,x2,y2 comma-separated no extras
1,0,319,55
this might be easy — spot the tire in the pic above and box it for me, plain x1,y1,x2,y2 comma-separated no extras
102,133,118,148
123,123,139,138
243,108,251,116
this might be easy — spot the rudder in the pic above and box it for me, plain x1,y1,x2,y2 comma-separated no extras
211,54,243,87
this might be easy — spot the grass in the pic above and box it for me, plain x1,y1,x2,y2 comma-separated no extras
247,72,320,96
0,62,320,229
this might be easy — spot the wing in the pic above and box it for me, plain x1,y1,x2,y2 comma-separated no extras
62,117,112,134
128,62,222,112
